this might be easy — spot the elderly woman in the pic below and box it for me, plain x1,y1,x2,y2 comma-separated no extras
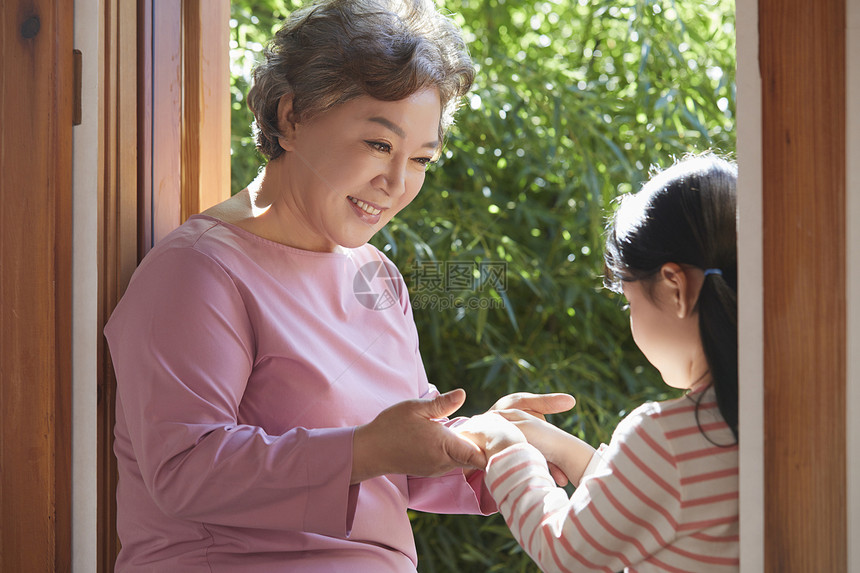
105,1,572,571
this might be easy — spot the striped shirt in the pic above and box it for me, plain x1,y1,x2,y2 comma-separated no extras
486,389,738,572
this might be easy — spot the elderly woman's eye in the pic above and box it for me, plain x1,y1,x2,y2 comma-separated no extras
367,141,391,153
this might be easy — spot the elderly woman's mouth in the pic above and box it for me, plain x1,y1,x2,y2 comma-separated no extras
348,196,383,216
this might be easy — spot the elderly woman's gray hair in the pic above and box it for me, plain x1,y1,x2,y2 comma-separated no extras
247,0,475,161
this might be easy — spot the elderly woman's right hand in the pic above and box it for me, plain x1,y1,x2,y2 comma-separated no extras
350,389,487,484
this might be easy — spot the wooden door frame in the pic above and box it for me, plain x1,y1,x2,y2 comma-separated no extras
739,0,850,570
759,0,847,570
77,0,851,571
97,0,139,568
0,1,74,571
97,1,230,570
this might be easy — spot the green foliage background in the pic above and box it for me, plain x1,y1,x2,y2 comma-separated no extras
229,0,735,570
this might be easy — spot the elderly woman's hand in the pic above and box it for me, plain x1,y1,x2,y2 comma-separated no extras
350,389,487,484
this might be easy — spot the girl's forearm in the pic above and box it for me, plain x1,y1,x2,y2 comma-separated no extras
548,433,597,486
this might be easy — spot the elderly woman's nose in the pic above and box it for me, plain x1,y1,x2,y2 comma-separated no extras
379,162,408,196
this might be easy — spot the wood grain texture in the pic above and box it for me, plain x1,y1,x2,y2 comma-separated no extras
760,0,847,570
97,0,138,571
98,2,230,568
140,0,182,253
0,0,73,570
182,0,231,221
153,0,182,249
138,0,152,258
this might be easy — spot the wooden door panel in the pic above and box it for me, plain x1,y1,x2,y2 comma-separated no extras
760,0,847,570
0,0,73,570
98,2,229,570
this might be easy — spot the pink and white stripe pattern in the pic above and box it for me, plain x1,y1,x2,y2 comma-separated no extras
486,390,738,572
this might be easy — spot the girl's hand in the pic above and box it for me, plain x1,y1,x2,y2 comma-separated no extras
489,392,576,420
495,409,597,487
488,393,577,485
455,412,527,460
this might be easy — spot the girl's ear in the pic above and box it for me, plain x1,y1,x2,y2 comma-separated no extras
276,94,298,151
659,263,700,318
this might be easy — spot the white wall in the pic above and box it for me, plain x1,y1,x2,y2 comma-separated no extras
735,0,764,570
847,1,859,570
72,0,100,570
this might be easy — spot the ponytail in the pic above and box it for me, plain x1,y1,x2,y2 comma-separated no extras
697,269,738,441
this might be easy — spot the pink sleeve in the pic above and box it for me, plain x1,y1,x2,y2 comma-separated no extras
403,387,498,516
106,247,358,536
407,469,497,515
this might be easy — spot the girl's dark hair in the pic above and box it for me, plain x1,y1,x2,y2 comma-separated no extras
247,0,475,160
604,153,738,441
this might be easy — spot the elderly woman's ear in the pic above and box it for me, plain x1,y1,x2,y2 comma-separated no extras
276,94,297,151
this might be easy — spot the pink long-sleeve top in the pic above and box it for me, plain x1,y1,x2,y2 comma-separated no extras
105,215,495,572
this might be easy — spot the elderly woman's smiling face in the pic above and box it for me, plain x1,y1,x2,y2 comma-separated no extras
273,87,442,252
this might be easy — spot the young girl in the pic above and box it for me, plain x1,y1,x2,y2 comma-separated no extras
460,154,739,572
